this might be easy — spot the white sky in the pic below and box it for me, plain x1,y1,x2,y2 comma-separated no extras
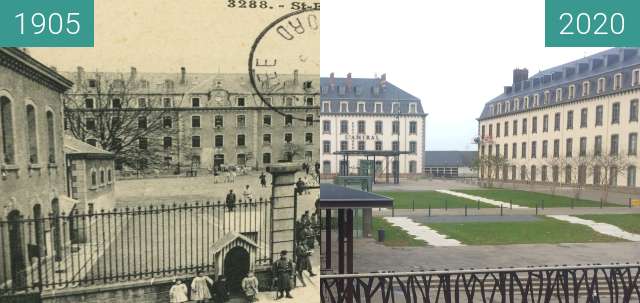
320,0,606,151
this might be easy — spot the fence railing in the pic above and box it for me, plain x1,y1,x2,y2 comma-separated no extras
0,198,271,296
320,264,640,303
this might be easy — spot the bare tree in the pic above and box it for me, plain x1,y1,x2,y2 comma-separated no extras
568,154,593,201
475,154,509,188
64,73,186,173
544,157,569,196
592,152,631,203
281,142,306,162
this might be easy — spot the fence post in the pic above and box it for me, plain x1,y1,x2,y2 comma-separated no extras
535,204,538,216
630,198,632,208
477,200,480,210
428,204,431,217
412,200,415,211
445,200,448,211
392,205,395,217
465,205,468,216
500,204,503,216
509,199,513,209
599,198,603,209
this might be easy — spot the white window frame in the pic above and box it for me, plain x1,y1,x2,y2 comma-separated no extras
357,102,366,113
597,77,606,93
555,88,563,102
340,102,349,113
582,81,590,97
633,69,640,86
613,73,623,90
568,85,576,99
374,102,383,113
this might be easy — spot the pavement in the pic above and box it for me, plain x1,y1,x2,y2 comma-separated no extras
549,215,640,241
331,237,640,273
383,217,462,247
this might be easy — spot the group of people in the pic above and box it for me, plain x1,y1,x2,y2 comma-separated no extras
212,165,251,184
169,270,260,303
224,184,257,211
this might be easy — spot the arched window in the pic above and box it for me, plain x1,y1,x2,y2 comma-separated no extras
46,111,55,163
7,210,26,288
107,168,113,183
26,104,38,164
100,168,105,185
0,96,15,164
91,170,97,187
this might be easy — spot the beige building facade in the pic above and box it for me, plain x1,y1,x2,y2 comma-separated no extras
478,48,640,190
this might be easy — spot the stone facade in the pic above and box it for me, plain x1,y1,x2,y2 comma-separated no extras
62,67,320,174
0,48,73,288
478,48,640,190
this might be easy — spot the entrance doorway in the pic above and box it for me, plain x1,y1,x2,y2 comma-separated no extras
214,154,225,170
7,210,26,290
223,246,250,295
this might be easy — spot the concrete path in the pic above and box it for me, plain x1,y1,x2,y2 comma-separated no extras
547,215,640,241
437,189,528,209
383,217,463,247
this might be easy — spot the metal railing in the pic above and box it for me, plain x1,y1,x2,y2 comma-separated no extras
0,198,272,296
321,264,640,303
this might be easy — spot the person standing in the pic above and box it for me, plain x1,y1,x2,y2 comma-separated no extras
213,277,228,303
226,189,236,211
169,279,189,303
242,184,254,202
314,161,320,179
242,271,259,301
295,242,316,286
295,178,305,195
272,250,294,299
259,172,267,188
191,271,214,302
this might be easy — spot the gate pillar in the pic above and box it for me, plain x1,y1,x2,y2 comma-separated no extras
267,163,299,262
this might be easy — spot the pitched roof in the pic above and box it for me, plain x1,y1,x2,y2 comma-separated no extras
319,76,424,115
209,232,258,254
479,48,640,120
64,135,114,158
424,151,477,167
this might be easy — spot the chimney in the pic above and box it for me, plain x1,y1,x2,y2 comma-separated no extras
329,72,336,90
76,66,85,84
504,86,513,94
345,73,352,90
380,73,387,87
622,49,638,61
180,67,186,85
293,69,299,85
130,67,137,81
512,68,529,84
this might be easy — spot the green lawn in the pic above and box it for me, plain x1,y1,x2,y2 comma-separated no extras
454,189,616,208
425,217,624,245
577,214,640,234
372,217,426,247
375,191,496,209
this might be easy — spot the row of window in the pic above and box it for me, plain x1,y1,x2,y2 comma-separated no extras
482,164,638,187
187,150,314,167
83,95,315,109
481,99,639,138
0,96,57,166
321,101,419,114
89,167,114,188
489,69,640,116
189,114,314,129
148,132,315,149
322,140,418,154
482,133,639,159
322,120,419,135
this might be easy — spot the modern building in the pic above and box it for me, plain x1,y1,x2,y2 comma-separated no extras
423,151,477,178
64,135,116,213
62,67,319,174
320,73,426,179
478,48,640,190
0,48,74,289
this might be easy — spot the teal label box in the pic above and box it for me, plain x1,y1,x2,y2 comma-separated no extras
546,0,640,47
0,0,94,47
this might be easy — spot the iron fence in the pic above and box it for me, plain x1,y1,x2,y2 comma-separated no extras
321,264,640,303
0,198,272,296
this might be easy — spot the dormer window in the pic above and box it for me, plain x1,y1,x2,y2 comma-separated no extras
505,100,510,112
392,102,400,114
409,103,417,113
285,97,293,106
497,103,502,114
597,77,606,93
544,91,550,105
582,81,590,97
357,102,365,113
138,97,147,108
568,85,576,99
85,98,94,109
340,102,348,113
163,97,172,108
192,97,200,108
613,73,623,90
514,98,520,111
523,97,529,109
490,105,495,115
375,103,383,113
88,79,97,88
322,102,330,112
633,69,640,86
533,94,540,107
555,88,563,102
237,97,246,107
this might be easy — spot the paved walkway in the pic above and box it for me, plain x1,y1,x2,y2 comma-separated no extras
436,189,528,209
548,215,640,241
384,217,462,247
375,206,640,218
340,238,640,272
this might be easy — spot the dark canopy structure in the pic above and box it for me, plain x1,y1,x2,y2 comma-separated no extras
319,183,393,275
333,150,413,184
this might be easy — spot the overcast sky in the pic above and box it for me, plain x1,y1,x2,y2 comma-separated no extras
320,0,606,151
